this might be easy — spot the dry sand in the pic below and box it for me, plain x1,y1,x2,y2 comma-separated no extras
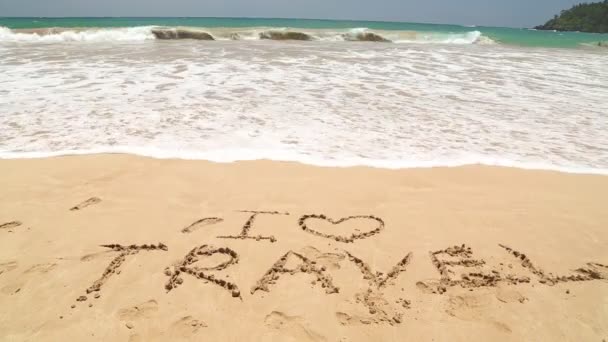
0,154,607,341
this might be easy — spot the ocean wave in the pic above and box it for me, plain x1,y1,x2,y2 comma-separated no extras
259,30,313,41
342,28,391,42
152,27,214,40
0,26,155,42
1,147,606,175
0,26,494,44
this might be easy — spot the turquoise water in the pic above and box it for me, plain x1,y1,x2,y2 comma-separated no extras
1,17,608,48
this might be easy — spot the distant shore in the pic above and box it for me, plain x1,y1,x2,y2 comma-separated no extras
534,1,608,34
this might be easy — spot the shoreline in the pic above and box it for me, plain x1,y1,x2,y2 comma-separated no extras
2,152,607,176
1,154,607,340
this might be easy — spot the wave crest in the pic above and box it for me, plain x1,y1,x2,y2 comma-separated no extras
0,26,154,42
344,29,391,42
0,26,494,45
259,30,312,41
151,28,215,40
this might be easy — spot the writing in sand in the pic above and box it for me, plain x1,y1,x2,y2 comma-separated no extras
4,202,607,326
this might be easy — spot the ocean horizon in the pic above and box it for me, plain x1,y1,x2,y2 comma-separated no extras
0,15,549,29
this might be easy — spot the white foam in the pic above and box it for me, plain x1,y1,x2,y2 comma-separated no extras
1,147,607,175
0,26,155,42
0,39,607,175
394,30,485,44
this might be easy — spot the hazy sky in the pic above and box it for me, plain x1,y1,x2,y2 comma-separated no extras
0,0,587,28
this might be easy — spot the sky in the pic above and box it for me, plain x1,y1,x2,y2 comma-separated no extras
0,0,589,28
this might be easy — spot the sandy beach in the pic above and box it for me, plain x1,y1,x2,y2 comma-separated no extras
0,154,606,341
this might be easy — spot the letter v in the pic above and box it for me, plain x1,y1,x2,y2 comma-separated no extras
344,251,413,289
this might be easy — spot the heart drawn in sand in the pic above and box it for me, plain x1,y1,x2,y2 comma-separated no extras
298,214,385,243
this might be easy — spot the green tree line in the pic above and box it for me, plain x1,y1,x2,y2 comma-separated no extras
535,0,608,33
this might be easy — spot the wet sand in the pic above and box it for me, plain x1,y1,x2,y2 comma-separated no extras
0,154,607,341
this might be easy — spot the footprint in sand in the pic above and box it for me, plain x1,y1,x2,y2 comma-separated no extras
1,262,57,294
0,261,18,276
416,279,443,294
446,293,512,334
336,289,405,326
299,246,345,271
166,316,208,338
70,197,101,211
117,299,159,321
446,293,492,320
127,316,207,341
264,311,326,342
495,286,528,304
128,334,142,342
335,312,373,326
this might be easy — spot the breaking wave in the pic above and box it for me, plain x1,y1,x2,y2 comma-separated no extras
0,26,155,42
0,26,494,44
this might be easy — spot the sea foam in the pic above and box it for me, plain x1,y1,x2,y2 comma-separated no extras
0,31,607,175
0,26,155,42
1,147,607,175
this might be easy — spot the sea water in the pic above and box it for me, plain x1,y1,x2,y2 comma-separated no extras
1,18,607,173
